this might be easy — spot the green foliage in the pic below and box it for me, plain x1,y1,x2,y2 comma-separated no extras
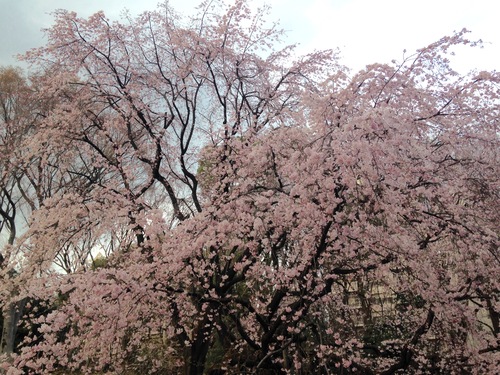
90,253,108,270
395,292,426,312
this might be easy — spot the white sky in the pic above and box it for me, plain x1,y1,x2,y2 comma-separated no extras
0,0,498,74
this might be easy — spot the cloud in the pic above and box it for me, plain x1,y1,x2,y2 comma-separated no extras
0,0,48,66
0,0,160,67
301,0,499,73
1,0,497,74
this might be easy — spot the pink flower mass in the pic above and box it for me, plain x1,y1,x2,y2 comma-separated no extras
0,1,498,374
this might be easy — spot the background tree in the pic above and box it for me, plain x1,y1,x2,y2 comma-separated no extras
0,66,35,355
0,66,132,354
1,1,498,374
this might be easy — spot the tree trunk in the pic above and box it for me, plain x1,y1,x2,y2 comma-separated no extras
188,329,212,375
1,299,26,354
188,312,214,375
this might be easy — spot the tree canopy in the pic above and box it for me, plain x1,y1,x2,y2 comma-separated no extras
0,1,499,374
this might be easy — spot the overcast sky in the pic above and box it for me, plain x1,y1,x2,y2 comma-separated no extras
0,0,498,74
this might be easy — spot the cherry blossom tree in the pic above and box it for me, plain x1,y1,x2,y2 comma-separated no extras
2,1,499,374
0,66,38,355
0,67,100,354
0,66,133,354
